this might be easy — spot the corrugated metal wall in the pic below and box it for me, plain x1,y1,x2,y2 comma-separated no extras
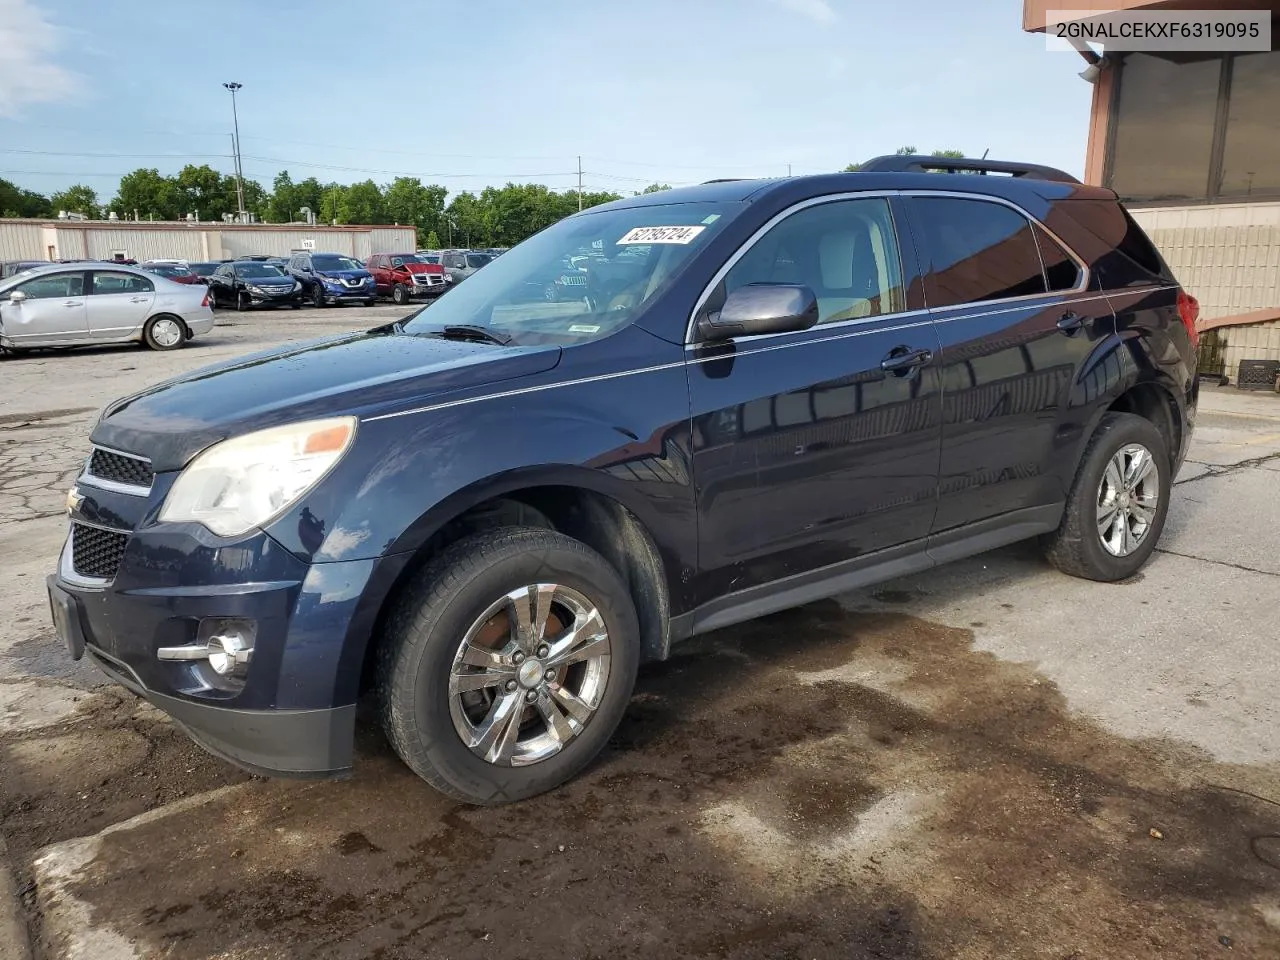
1130,202,1280,367
0,221,46,260
0,222,417,262
1130,201,1280,321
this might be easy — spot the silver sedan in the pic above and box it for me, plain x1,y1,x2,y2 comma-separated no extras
0,262,215,353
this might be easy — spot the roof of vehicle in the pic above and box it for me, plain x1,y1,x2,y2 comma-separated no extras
0,260,194,289
589,160,1115,214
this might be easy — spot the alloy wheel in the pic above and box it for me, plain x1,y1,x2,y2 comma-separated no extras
1096,443,1160,557
448,583,612,767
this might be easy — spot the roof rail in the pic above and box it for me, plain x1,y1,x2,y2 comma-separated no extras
701,178,745,184
857,155,1080,183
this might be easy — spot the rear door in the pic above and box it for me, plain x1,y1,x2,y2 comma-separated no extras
688,194,942,599
86,270,156,338
903,193,1113,538
0,271,89,345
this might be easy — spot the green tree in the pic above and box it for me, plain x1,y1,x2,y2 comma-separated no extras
49,184,100,219
266,170,297,223
384,177,448,238
111,168,181,220
338,179,385,224
0,179,51,217
638,182,672,195
423,229,441,249
844,147,965,172
176,164,234,221
319,183,347,224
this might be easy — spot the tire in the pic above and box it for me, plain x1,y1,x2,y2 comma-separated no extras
291,303,301,310
376,527,640,805
207,287,219,309
1042,412,1171,581
392,284,408,305
236,291,248,312
363,298,376,307
311,285,325,308
143,315,187,351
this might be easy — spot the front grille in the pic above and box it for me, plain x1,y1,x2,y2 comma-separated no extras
71,522,129,580
88,448,154,488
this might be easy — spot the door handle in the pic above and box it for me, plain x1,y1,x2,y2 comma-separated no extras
129,296,149,303
63,301,82,307
880,346,933,374
1056,311,1085,334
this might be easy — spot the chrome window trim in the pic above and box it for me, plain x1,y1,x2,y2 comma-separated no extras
684,189,904,345
898,189,1091,301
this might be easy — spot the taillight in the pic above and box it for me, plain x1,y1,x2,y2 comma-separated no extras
1177,289,1200,346
201,289,210,308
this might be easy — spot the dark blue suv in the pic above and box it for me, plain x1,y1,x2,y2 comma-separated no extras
48,156,1198,804
286,251,377,307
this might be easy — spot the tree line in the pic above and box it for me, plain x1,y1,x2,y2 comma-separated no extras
0,166,666,249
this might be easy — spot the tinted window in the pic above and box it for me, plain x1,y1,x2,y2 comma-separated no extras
1033,224,1082,292
1220,52,1280,197
910,197,1046,307
466,253,494,268
233,264,287,279
721,197,905,324
312,255,363,271
14,273,84,299
92,271,153,294
146,264,191,279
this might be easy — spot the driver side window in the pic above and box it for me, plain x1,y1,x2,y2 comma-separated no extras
724,198,906,325
14,273,85,299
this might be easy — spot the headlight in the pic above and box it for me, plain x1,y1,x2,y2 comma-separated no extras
247,285,265,294
323,276,344,287
159,417,356,537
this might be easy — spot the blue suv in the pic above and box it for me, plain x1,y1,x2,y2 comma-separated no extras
48,156,1198,804
286,251,376,307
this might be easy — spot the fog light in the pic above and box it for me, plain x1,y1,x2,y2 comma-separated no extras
198,618,256,678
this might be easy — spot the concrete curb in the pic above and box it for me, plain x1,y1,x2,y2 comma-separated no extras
0,833,33,960
31,784,251,960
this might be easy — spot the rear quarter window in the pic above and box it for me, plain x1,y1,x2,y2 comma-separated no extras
1049,199,1175,289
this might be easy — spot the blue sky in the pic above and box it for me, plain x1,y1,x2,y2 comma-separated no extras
0,0,1091,202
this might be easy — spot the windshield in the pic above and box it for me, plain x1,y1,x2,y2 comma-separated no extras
148,264,191,278
312,255,364,272
402,201,734,346
234,264,287,279
391,254,429,266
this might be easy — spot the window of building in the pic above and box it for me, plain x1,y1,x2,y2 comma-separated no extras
722,197,905,325
1220,52,1280,197
1107,51,1280,203
908,197,1046,308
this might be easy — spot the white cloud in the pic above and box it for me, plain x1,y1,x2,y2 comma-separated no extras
766,0,838,23
0,0,80,117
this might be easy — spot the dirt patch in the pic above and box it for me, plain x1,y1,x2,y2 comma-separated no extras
10,604,1280,959
0,689,249,859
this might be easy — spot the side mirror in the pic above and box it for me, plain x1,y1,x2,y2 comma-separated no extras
697,283,818,342
7,290,27,303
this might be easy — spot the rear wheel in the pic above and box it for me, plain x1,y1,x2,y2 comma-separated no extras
1043,412,1170,581
376,527,640,804
143,315,187,351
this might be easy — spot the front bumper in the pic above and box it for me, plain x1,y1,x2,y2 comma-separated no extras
48,506,383,778
319,284,376,303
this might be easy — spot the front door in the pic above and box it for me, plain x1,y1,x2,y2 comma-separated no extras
688,195,942,601
902,194,1114,535
0,271,89,346
86,270,155,338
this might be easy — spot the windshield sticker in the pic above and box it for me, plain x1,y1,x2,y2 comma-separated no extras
701,214,722,225
568,324,601,334
616,225,705,245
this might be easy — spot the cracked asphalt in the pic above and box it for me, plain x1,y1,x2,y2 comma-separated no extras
2,311,1279,960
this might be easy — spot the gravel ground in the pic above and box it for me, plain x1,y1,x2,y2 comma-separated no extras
1,310,1278,959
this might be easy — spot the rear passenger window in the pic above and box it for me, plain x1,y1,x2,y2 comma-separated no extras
722,197,905,325
1033,224,1083,291
910,197,1046,307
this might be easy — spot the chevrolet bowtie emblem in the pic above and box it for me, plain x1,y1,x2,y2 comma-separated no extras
66,487,84,515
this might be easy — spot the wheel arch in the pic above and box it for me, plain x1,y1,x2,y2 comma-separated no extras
349,469,675,703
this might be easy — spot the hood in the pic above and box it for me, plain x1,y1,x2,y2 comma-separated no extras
91,331,562,471
318,269,372,281
403,263,445,275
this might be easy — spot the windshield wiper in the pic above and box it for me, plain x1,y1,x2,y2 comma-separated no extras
433,324,513,346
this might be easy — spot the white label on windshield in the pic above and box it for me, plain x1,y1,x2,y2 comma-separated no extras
616,225,705,245
568,324,601,333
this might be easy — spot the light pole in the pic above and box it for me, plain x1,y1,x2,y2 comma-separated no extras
223,82,246,221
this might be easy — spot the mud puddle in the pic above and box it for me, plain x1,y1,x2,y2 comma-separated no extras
6,603,1280,959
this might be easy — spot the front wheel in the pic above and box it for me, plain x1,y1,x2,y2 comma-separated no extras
236,291,249,312
363,298,376,307
1042,412,1171,581
376,528,640,805
143,315,187,351
392,283,408,305
311,285,325,308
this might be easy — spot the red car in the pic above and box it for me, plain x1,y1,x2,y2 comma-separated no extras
142,262,202,285
365,253,450,305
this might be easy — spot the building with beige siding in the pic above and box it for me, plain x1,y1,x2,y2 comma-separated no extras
0,220,416,266
1023,0,1280,381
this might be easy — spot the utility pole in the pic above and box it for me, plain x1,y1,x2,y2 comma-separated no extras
787,163,792,177
577,156,583,211
223,82,247,221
